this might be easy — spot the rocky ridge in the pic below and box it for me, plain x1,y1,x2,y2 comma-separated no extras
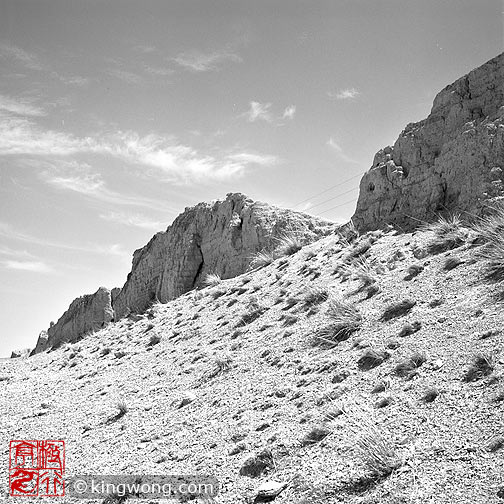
353,51,504,230
31,193,335,354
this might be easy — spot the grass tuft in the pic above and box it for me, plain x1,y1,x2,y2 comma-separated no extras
463,353,495,382
203,273,222,287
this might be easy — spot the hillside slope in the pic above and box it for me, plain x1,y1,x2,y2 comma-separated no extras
2,220,504,503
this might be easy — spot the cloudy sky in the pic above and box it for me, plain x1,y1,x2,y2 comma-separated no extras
0,0,502,356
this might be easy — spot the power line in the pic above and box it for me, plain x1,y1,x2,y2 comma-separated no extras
303,186,358,212
292,171,365,209
316,197,358,216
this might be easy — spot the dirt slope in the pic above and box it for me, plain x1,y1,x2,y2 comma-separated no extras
2,222,504,504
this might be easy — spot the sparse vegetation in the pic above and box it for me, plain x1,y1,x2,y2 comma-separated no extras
302,286,330,308
203,273,222,287
443,256,463,271
275,232,303,257
349,417,402,476
421,214,466,254
472,205,504,280
463,353,495,382
301,425,331,446
147,334,161,346
380,299,416,321
357,349,390,371
249,250,276,269
421,387,439,403
394,352,427,378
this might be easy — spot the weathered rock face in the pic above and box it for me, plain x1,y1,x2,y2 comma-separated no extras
10,348,30,359
353,52,504,231
113,193,335,318
32,287,114,354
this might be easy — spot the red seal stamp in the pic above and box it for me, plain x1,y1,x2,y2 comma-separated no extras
9,440,65,497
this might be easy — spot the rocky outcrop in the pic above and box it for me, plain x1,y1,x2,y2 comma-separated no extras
353,52,504,231
10,348,30,359
113,193,335,318
31,287,114,354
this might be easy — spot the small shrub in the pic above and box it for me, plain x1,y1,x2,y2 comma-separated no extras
237,306,266,327
404,263,424,280
250,250,275,269
275,233,303,256
239,448,274,478
357,349,390,371
421,214,466,254
202,354,233,381
203,273,222,287
472,206,504,280
303,286,330,308
148,334,161,347
393,352,427,378
371,380,390,394
463,353,495,382
380,299,416,321
397,321,422,337
351,420,402,476
301,426,331,446
487,435,504,452
421,387,439,403
375,396,392,408
443,256,463,271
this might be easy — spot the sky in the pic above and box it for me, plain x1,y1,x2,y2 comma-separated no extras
0,0,503,357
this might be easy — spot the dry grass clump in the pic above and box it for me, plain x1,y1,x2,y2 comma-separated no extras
421,387,439,403
203,272,222,287
147,334,161,347
302,286,330,308
443,256,463,271
357,349,390,371
249,250,276,269
420,214,466,254
312,297,362,347
472,206,504,280
202,354,233,381
347,415,402,476
301,425,332,446
237,297,266,327
380,299,416,321
393,351,427,378
463,353,495,382
275,233,303,256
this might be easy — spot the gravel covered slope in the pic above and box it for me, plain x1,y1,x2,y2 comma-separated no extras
2,224,504,503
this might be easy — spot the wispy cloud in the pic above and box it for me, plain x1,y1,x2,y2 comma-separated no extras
282,105,296,120
134,44,156,54
227,152,280,166
106,68,143,84
0,111,279,183
245,101,273,122
144,66,174,77
100,211,165,231
39,164,174,212
0,43,43,71
173,49,242,72
0,221,129,258
1,43,89,86
1,260,53,273
0,94,46,117
328,88,360,100
327,137,358,163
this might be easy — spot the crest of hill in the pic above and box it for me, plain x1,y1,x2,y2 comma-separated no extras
353,51,504,231
31,193,336,354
